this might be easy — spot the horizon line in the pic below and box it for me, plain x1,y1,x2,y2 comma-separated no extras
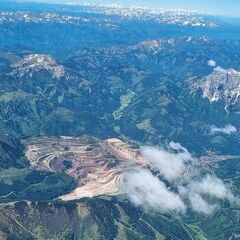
3,0,240,18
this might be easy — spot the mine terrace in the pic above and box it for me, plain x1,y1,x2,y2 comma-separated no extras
24,136,149,201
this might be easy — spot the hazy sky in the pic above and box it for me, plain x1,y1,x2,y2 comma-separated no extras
8,0,240,17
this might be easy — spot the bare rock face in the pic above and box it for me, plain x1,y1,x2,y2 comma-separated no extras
191,67,240,109
0,8,219,28
11,54,65,79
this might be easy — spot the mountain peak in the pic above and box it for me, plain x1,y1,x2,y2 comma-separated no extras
11,54,65,79
192,67,240,108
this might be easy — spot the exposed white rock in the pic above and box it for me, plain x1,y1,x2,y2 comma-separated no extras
192,67,240,108
0,5,219,28
87,36,204,56
80,5,218,28
0,11,83,24
11,54,65,79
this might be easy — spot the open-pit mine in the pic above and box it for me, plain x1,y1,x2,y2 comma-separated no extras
23,136,148,201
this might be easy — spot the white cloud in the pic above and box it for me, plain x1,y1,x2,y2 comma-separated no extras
207,59,216,67
121,168,186,213
210,124,237,135
180,174,235,214
168,141,188,152
141,142,193,182
188,175,234,200
120,143,237,215
188,193,217,214
214,66,228,73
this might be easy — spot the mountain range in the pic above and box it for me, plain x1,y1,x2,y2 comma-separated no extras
0,1,240,240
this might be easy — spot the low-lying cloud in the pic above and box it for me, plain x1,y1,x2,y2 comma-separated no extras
180,174,235,214
120,142,236,215
141,142,193,182
188,175,234,200
121,168,186,213
188,193,217,214
208,59,216,67
210,124,237,135
214,66,228,73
